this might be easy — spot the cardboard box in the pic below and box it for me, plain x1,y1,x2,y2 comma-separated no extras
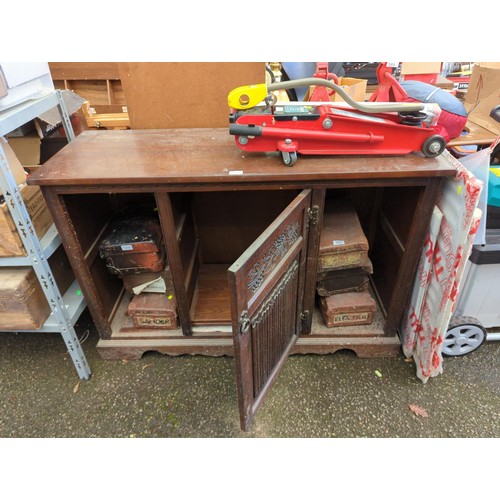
0,137,28,190
400,62,442,84
305,77,368,103
331,77,368,102
0,182,54,256
464,63,500,135
0,267,50,329
5,132,40,166
0,62,54,112
0,244,74,330
5,121,35,137
0,73,7,98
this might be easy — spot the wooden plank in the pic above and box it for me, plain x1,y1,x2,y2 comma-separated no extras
192,190,298,264
447,119,497,147
118,62,265,129
40,187,113,337
53,80,126,106
190,264,231,325
228,189,311,431
302,188,325,334
82,101,130,129
155,192,193,336
49,62,121,80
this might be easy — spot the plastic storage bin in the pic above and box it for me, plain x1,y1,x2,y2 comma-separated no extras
455,228,500,328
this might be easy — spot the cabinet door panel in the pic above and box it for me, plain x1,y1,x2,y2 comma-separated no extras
228,189,312,431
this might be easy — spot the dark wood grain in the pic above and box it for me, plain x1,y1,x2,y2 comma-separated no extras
155,192,193,336
29,128,456,378
228,190,311,431
27,129,457,189
40,188,113,338
384,177,445,334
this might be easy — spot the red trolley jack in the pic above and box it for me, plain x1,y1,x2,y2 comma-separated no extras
228,77,447,166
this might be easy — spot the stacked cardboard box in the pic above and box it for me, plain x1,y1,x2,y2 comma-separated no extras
317,197,376,328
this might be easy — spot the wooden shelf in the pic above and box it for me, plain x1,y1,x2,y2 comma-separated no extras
190,264,231,325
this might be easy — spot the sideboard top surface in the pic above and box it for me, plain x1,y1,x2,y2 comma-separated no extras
27,129,457,189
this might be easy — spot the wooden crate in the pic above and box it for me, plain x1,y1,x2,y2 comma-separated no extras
0,267,50,329
0,245,74,329
0,183,54,257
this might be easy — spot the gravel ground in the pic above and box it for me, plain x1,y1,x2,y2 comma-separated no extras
2,308,498,499
1,308,499,439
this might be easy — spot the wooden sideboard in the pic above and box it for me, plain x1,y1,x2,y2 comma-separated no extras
28,128,456,429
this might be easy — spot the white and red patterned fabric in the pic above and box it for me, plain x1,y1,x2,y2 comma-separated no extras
401,150,483,382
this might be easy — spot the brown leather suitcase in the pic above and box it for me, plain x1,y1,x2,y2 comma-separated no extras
99,216,165,275
319,291,376,328
316,265,372,297
318,197,369,273
127,292,178,329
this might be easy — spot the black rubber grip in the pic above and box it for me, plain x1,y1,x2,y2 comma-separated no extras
229,123,263,137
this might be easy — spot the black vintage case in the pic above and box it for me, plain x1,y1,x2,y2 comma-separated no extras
99,216,166,275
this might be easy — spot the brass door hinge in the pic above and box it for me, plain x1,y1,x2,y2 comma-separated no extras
307,205,319,228
300,310,310,328
238,310,251,335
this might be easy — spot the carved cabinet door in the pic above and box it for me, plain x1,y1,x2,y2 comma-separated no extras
228,189,312,431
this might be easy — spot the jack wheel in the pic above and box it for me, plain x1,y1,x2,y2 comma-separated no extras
282,151,297,167
421,135,446,158
442,316,487,357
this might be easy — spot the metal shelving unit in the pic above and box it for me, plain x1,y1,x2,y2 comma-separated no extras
0,90,91,380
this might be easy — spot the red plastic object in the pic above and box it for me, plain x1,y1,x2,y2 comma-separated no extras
307,62,340,102
369,63,408,102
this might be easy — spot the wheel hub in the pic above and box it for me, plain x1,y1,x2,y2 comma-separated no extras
443,324,485,356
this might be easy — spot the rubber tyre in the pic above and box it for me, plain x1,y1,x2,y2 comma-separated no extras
421,135,446,158
442,316,487,357
282,151,297,167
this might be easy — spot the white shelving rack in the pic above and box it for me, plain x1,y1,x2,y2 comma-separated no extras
0,90,91,380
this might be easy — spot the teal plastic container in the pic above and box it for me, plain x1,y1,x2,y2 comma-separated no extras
488,167,500,207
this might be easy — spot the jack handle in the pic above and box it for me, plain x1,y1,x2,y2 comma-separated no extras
268,78,425,114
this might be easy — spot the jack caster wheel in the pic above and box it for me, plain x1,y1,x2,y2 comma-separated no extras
442,316,487,357
421,135,446,158
282,151,297,167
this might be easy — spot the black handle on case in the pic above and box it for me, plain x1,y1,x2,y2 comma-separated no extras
229,123,263,137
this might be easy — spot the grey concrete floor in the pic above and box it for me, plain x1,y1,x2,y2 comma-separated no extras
1,308,499,438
